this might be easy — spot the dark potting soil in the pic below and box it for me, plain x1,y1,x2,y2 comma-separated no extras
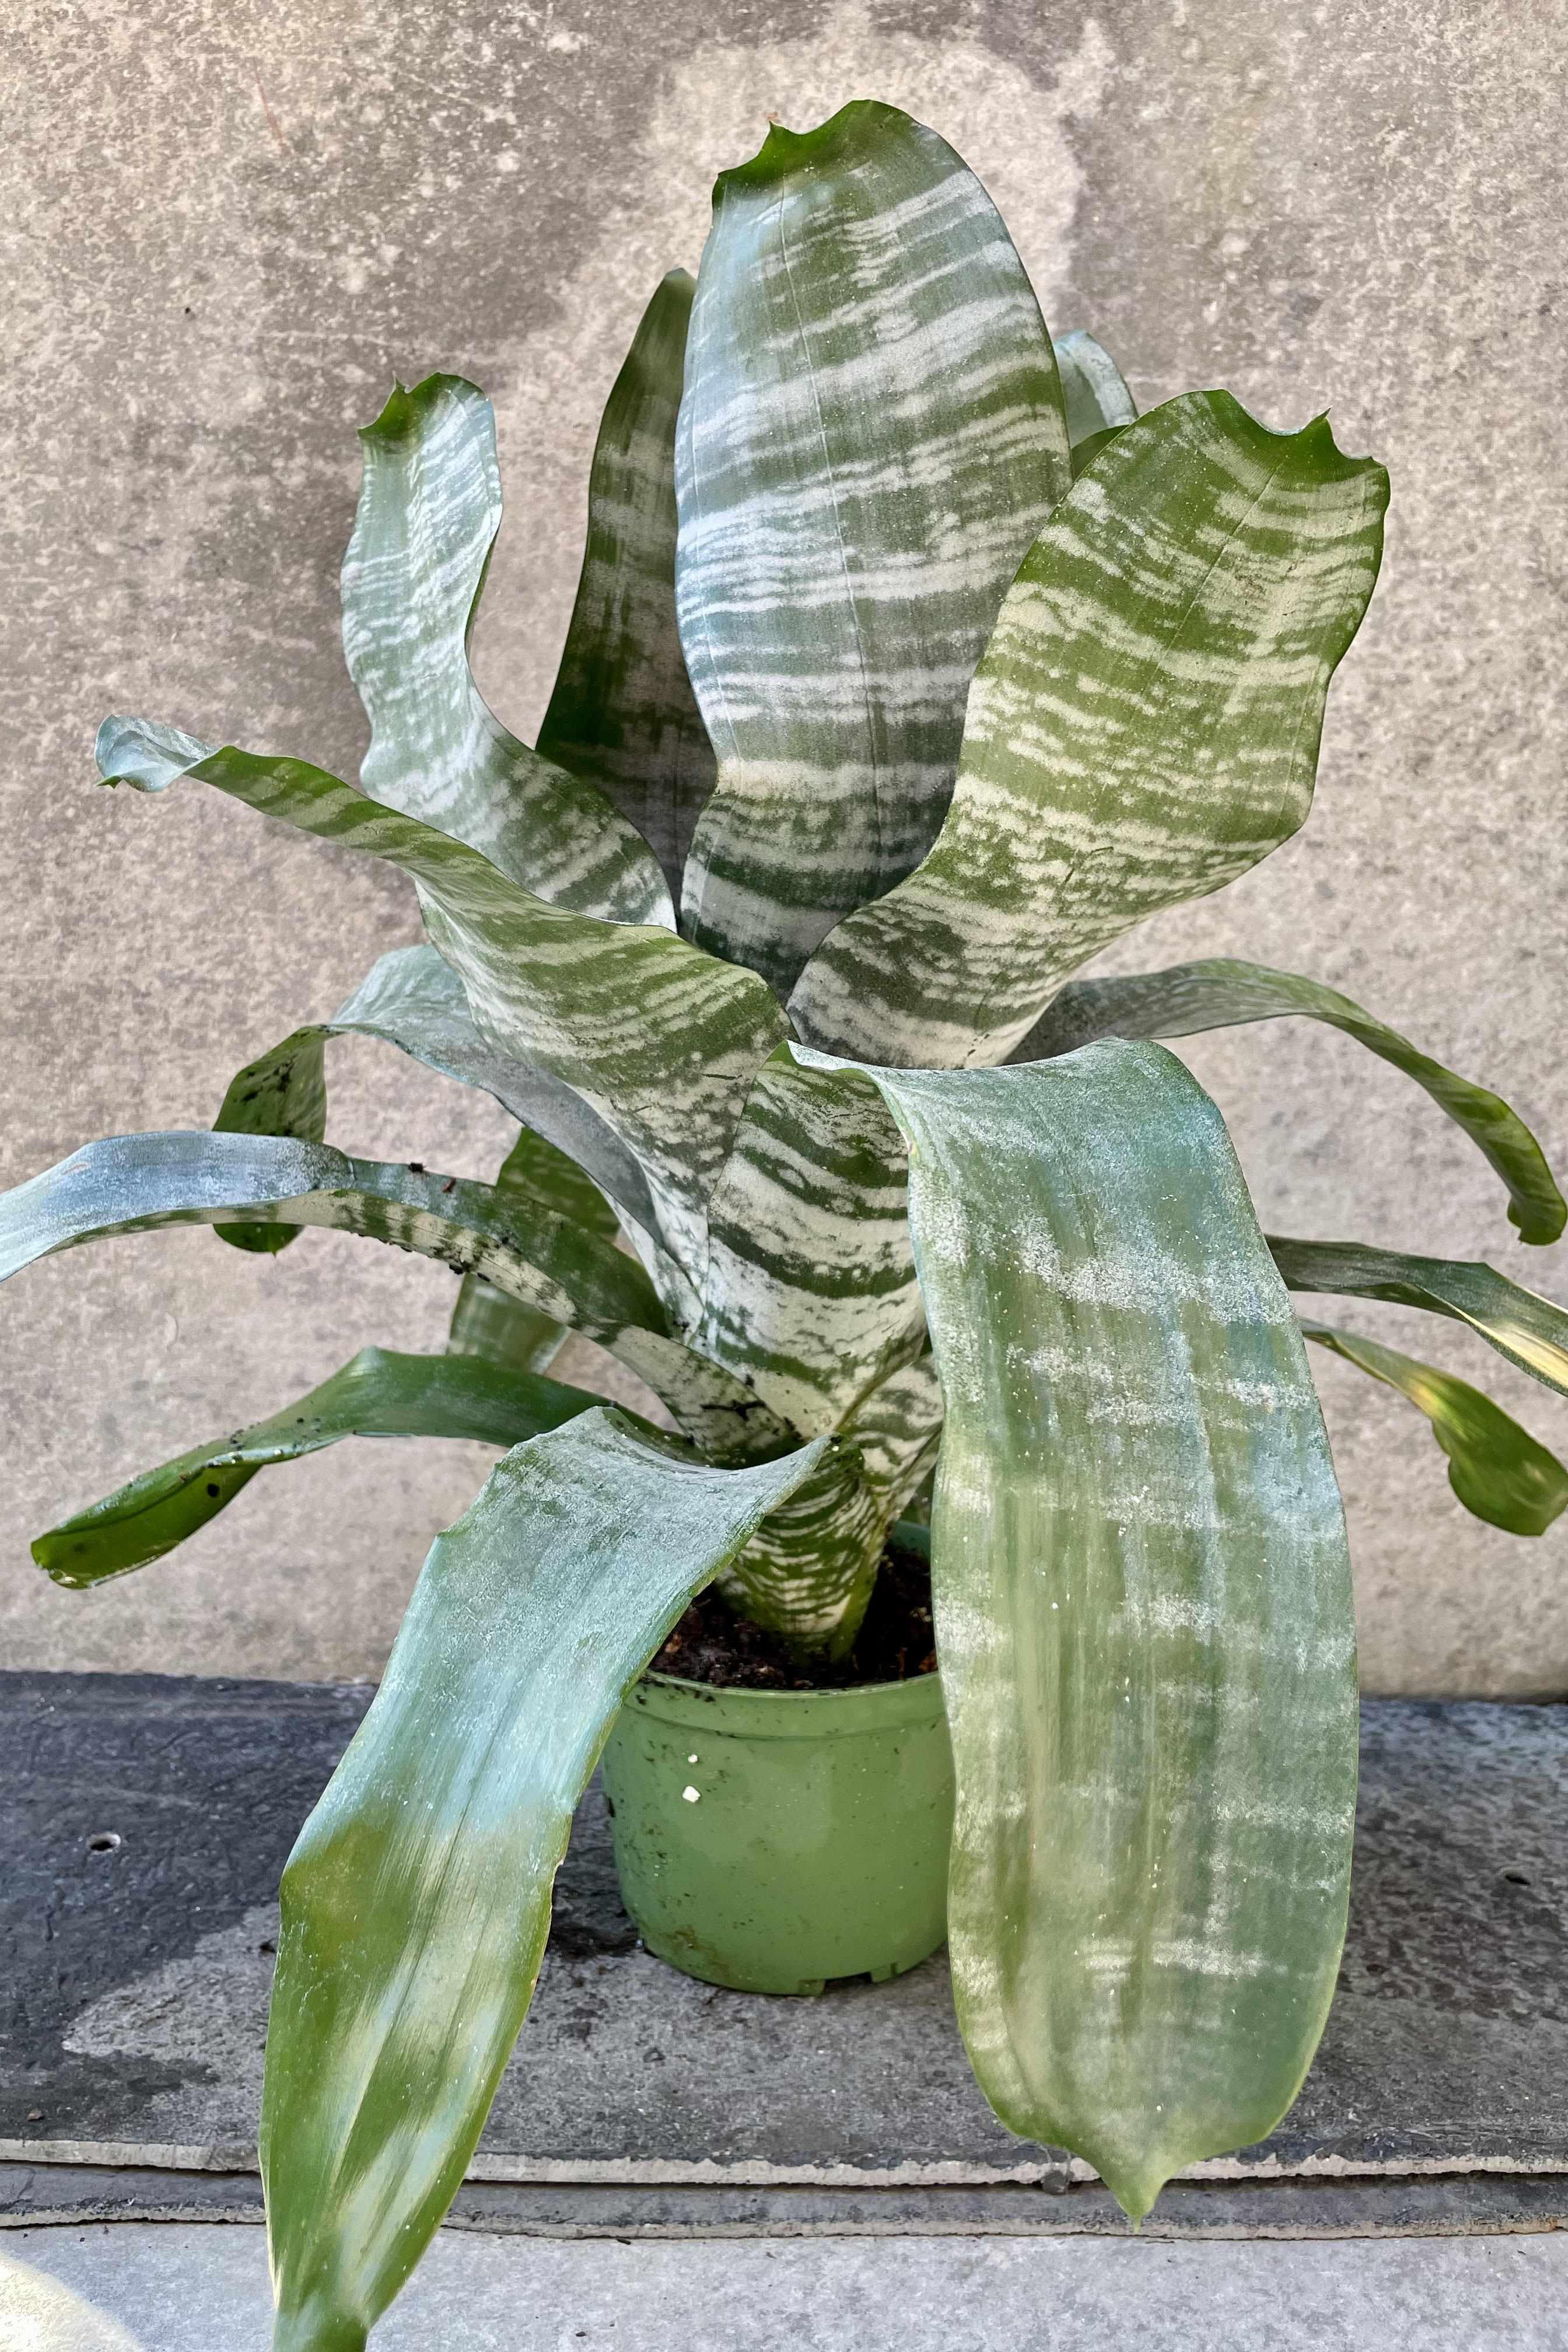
649,1539,937,1691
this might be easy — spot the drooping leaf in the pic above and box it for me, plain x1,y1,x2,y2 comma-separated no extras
96,727,788,1286
447,1120,619,1374
800,1038,1357,2221
1017,958,1565,1246
537,271,715,899
1054,328,1137,475
33,1348,605,1586
675,99,1073,996
1300,1321,1568,1538
1271,1236,1568,1399
342,373,673,925
789,393,1388,1066
261,1412,827,2352
0,1128,795,1461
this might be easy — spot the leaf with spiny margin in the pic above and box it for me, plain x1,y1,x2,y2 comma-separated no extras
789,392,1388,1066
1270,1236,1568,1401
342,373,671,925
697,1048,921,1435
261,1412,827,2352
1054,329,1138,479
1016,958,1565,1246
0,1129,793,1462
675,100,1072,997
810,1040,1358,2221
448,1122,617,1374
1300,1321,1568,1538
537,271,715,901
96,727,789,1289
33,1348,606,1587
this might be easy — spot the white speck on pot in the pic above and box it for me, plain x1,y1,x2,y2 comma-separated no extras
687,1754,698,1763
682,1786,701,1804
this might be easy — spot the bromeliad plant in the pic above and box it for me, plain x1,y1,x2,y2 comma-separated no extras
7,98,1568,2343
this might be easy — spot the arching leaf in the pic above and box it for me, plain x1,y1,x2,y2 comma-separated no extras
1300,1321,1568,1537
789,393,1388,1065
1271,1235,1568,1399
1018,958,1564,1245
96,727,788,1287
538,271,715,900
447,1122,616,1375
261,1413,827,2352
676,99,1072,996
797,1037,1357,2222
34,1348,605,1586
342,374,673,926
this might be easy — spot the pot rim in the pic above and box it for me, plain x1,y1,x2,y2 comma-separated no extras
625,1664,946,1737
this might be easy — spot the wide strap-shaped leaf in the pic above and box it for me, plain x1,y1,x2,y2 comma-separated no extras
97,727,788,1286
1017,958,1566,1246
342,374,672,926
812,1040,1358,2220
1054,328,1137,477
1271,1236,1568,1398
537,272,715,900
34,1348,604,1586
789,393,1388,1065
696,1048,921,1434
261,1412,827,2352
1300,1321,1568,1538
447,1121,619,1374
675,99,1072,997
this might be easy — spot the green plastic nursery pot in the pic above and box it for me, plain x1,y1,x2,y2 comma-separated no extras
600,1668,955,1997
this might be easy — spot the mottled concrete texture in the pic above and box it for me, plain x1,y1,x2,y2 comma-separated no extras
3,1,1566,1689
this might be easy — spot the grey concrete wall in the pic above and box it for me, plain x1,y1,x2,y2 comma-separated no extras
3,0,1565,1693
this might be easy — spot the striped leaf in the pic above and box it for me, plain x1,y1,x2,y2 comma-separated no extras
1270,1236,1568,1399
675,99,1072,996
1017,958,1565,1245
34,1348,604,1587
262,1413,827,2352
343,374,672,925
822,1040,1357,2220
447,1122,617,1376
537,271,715,900
97,727,788,1289
0,1128,795,1461
789,394,1388,1066
1301,1321,1568,1538
1054,329,1137,479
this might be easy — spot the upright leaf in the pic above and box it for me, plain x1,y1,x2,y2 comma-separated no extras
1271,1236,1568,1398
1054,328,1137,477
1300,1321,1568,1537
789,393,1388,1065
676,99,1072,995
800,1039,1357,2220
537,271,715,899
34,1348,604,1586
261,1413,827,2352
1017,958,1565,1245
342,374,673,925
97,727,788,1286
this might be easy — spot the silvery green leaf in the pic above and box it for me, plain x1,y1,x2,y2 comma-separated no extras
837,1349,944,1520
537,271,715,900
96,732,788,1288
802,1038,1357,2221
448,1122,617,1374
1017,958,1565,1245
342,374,673,925
1300,1321,1568,1538
789,394,1388,1066
0,1129,794,1460
1270,1236,1568,1399
675,100,1072,996
1053,328,1138,447
262,1413,827,2352
34,1347,604,1586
